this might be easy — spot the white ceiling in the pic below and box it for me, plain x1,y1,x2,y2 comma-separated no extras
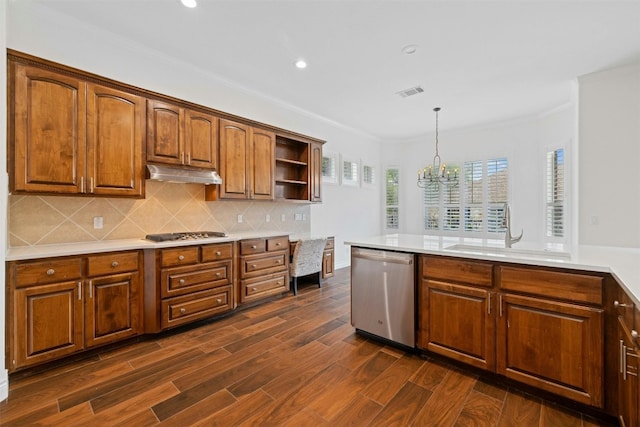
26,0,640,141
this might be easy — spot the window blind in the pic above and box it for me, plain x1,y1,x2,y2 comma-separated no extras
546,149,564,237
487,158,508,233
385,168,399,229
363,165,375,185
464,161,483,231
423,183,440,230
322,155,336,182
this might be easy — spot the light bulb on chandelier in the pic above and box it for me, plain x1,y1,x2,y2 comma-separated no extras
417,107,458,189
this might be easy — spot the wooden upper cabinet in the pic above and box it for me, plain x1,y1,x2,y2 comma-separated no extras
87,83,144,197
10,61,144,197
216,119,274,200
250,128,275,200
185,109,218,169
147,99,218,169
11,63,87,194
310,142,322,202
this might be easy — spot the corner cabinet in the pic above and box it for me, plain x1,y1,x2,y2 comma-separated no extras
209,119,274,200
8,251,143,372
147,99,218,169
418,255,605,408
10,61,145,197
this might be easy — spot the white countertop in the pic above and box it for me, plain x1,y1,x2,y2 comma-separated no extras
345,234,640,304
4,231,291,261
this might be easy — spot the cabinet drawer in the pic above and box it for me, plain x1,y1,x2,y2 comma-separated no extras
267,236,288,252
421,256,493,287
498,266,603,305
241,272,288,302
87,251,139,277
14,258,83,288
201,243,233,262
161,286,232,329
161,261,231,298
241,253,287,277
160,247,199,267
240,239,266,255
324,237,335,250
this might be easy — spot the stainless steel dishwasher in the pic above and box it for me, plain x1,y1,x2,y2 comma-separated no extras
350,247,415,348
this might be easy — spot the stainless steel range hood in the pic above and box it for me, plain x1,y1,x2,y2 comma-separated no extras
146,164,222,185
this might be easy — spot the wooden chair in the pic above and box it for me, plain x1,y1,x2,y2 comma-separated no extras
290,237,327,296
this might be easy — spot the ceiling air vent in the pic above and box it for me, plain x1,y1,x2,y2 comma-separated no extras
396,86,424,98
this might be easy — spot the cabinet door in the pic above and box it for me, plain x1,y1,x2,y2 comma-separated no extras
147,99,183,166
497,293,603,407
185,109,218,169
87,84,144,197
250,128,275,200
85,272,141,348
618,317,639,427
310,141,322,202
420,280,495,371
13,281,84,369
219,119,250,199
11,63,86,194
322,249,334,279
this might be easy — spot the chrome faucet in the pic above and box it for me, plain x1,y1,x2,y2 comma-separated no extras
503,202,523,248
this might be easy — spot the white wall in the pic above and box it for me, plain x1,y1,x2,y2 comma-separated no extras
0,0,8,403
578,63,640,248
381,107,575,245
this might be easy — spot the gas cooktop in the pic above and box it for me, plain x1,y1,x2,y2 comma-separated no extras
145,231,227,242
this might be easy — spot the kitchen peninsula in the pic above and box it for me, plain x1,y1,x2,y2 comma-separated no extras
346,233,640,421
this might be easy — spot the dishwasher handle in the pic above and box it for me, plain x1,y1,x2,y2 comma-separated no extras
352,249,413,265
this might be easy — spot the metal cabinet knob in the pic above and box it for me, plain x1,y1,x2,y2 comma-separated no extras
276,242,281,246
252,264,257,269
111,261,119,268
178,255,184,261
180,308,186,314
252,287,257,292
276,260,281,264
179,279,185,285
216,299,222,304
633,330,639,340
46,269,55,276
216,251,222,256
251,245,257,249
615,300,632,308
216,272,221,277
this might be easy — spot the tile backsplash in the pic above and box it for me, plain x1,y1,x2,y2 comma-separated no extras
8,181,310,247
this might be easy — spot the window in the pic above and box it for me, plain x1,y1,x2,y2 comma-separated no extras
362,164,376,187
322,152,338,184
342,158,359,186
385,168,399,229
546,148,564,237
424,158,508,235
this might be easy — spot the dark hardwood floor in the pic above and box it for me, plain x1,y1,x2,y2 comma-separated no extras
0,268,616,426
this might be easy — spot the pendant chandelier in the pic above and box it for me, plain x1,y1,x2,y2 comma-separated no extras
417,107,458,189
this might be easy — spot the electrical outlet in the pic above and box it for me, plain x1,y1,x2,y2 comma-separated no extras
266,214,271,222
281,214,286,222
93,216,103,229
237,214,243,223
295,213,303,221
302,214,307,221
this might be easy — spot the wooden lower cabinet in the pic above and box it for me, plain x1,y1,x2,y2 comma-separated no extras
418,254,605,409
9,251,143,372
618,316,639,427
322,237,335,279
420,280,495,371
238,236,289,303
497,293,603,406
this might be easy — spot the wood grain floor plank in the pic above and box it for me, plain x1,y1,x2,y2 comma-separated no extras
112,409,160,427
363,353,425,405
454,390,503,427
368,381,433,427
329,393,383,426
58,348,205,411
336,338,383,370
539,401,583,427
223,316,300,353
412,369,477,426
316,322,356,347
410,358,449,391
0,401,59,426
308,350,398,419
281,407,330,427
193,389,274,427
156,389,237,426
152,350,279,421
26,402,94,427
497,390,542,427
473,377,508,402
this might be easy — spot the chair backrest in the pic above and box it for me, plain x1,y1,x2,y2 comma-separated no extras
290,237,327,278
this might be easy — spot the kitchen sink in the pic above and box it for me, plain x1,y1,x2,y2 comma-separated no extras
444,244,571,260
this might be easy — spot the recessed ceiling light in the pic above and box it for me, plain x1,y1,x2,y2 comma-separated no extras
295,59,307,69
181,0,197,8
402,44,418,55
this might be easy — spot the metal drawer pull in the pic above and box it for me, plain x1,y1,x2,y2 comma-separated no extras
621,340,625,374
615,300,632,308
111,261,119,268
179,279,185,285
46,269,55,276
178,255,184,261
487,293,491,315
180,308,186,314
251,245,257,249
632,330,639,340
78,282,82,300
216,251,222,256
